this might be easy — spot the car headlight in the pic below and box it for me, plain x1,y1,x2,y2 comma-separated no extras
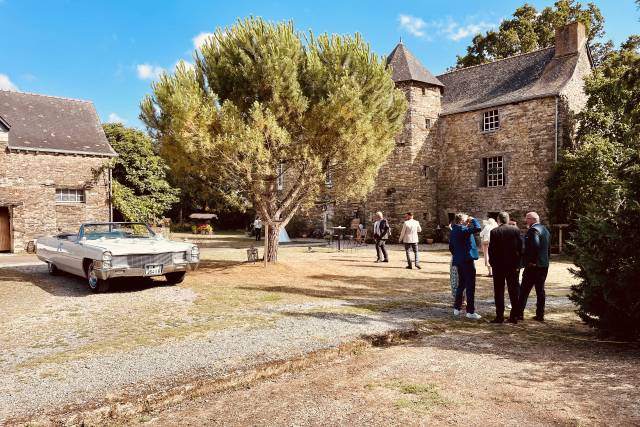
102,251,113,268
173,251,188,263
190,246,200,262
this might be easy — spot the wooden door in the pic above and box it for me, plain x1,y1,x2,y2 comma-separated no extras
0,207,11,252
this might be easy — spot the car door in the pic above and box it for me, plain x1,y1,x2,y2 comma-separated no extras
59,238,86,276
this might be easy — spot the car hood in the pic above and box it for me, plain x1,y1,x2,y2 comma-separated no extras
82,238,195,255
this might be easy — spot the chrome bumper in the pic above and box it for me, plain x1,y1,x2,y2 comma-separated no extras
95,261,199,280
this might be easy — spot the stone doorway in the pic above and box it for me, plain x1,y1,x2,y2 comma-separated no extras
0,207,11,252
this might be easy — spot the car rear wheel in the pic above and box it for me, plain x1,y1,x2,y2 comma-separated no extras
47,262,59,275
87,261,110,293
165,271,186,285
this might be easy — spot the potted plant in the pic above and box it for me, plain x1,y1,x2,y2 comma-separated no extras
195,223,213,235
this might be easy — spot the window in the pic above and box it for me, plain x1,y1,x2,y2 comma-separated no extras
425,118,431,129
55,188,85,203
482,109,500,132
421,87,426,95
482,156,505,187
325,168,333,188
276,163,284,191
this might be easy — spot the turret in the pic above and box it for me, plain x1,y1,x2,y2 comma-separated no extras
386,42,443,156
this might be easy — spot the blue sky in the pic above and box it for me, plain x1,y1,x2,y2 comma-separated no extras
0,1,638,128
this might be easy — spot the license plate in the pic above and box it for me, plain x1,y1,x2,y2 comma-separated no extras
145,264,163,276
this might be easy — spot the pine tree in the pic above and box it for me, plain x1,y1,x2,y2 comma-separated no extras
140,18,407,261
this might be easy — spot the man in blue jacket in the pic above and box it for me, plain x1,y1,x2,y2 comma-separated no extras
449,213,482,320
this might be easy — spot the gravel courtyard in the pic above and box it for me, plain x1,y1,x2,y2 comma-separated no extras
1,234,636,425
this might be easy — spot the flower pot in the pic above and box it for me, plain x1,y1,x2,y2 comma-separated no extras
426,238,434,244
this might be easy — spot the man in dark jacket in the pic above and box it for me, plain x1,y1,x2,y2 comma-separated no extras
373,211,389,263
449,213,482,320
488,212,522,324
518,211,551,321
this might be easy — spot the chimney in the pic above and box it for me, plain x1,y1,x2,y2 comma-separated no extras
554,22,586,57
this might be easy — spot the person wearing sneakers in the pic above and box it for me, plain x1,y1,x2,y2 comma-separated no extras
399,212,422,269
449,213,482,320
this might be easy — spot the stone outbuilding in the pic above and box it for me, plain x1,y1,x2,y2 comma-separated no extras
334,22,592,237
0,90,116,253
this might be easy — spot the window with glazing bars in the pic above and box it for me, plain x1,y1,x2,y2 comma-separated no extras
483,156,504,187
482,109,500,132
55,188,85,203
276,163,284,190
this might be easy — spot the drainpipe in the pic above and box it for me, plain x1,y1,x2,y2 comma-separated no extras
108,167,113,222
554,96,559,163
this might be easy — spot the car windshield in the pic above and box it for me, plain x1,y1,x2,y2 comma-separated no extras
82,223,155,240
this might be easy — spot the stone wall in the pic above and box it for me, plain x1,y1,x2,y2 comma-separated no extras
0,144,110,252
357,82,442,239
436,96,558,226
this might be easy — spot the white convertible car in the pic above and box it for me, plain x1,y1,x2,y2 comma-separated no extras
36,222,200,292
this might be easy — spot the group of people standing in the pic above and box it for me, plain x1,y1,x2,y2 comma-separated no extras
372,210,551,324
449,211,550,323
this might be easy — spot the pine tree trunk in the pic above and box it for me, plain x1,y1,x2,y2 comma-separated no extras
266,223,280,263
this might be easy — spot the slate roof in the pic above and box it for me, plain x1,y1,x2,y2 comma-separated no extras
0,90,116,156
436,47,581,115
387,42,444,87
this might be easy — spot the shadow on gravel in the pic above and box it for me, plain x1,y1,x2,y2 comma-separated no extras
5,266,173,297
196,259,247,272
240,273,455,321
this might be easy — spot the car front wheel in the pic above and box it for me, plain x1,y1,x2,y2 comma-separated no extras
165,271,186,285
87,261,110,293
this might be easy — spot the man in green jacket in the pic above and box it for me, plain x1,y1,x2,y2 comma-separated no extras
518,211,551,322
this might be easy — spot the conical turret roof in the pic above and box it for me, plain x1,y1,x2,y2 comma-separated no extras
387,42,444,87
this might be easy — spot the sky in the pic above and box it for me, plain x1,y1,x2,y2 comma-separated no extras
0,0,638,128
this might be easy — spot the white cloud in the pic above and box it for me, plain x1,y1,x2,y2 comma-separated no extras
398,15,427,38
136,63,165,80
441,20,496,41
398,14,497,42
0,74,18,91
193,32,215,50
107,113,126,124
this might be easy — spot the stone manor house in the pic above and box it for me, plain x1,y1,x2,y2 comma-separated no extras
0,91,115,253
325,22,592,238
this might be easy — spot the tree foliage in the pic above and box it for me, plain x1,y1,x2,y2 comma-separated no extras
455,0,610,69
140,18,407,261
102,123,180,223
548,35,640,338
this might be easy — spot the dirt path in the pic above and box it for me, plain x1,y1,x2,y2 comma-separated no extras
133,321,640,426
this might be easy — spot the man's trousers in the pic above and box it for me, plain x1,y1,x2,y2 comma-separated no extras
404,243,419,266
519,266,548,319
492,267,520,321
454,260,476,314
375,239,388,261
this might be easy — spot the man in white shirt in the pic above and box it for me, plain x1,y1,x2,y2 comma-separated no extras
253,217,262,241
399,212,422,269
